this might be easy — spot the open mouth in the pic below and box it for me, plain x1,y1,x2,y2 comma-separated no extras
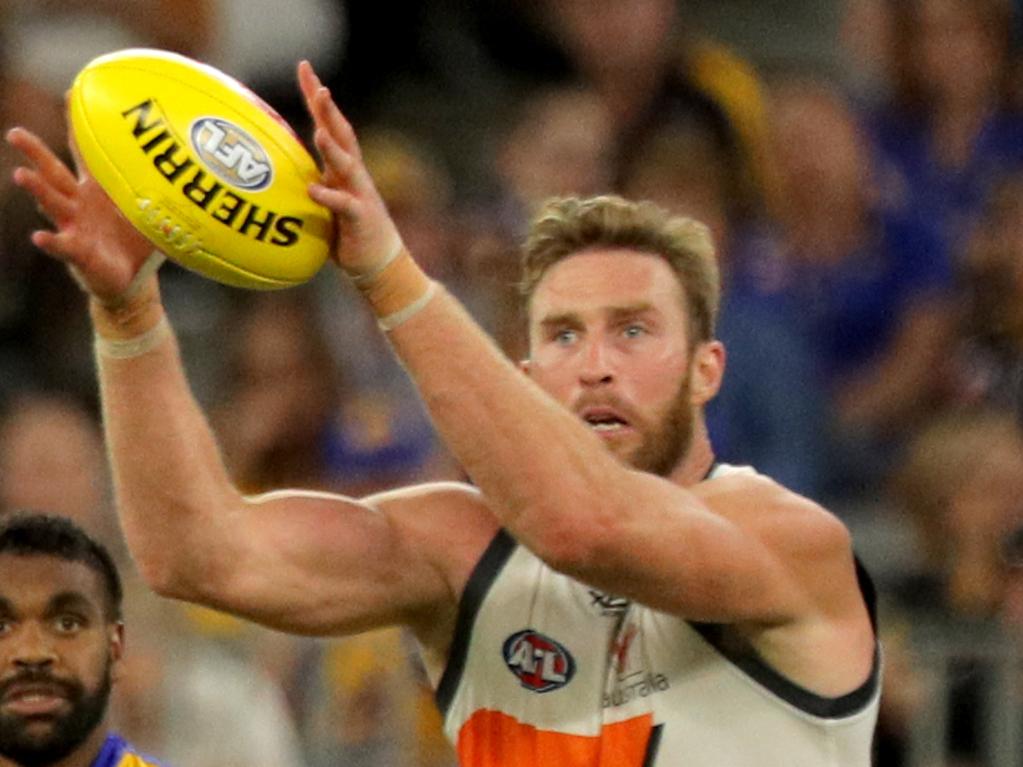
581,408,630,434
1,683,70,716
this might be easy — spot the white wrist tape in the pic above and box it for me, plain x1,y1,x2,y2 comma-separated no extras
73,251,166,307
94,315,171,359
347,239,404,286
122,251,166,300
377,281,439,332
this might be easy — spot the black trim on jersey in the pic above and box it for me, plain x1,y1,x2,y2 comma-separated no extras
641,724,664,767
689,555,881,719
435,529,517,716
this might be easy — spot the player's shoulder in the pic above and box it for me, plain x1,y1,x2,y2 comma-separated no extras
699,463,852,551
366,480,501,562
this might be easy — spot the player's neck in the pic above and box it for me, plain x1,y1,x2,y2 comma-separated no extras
668,418,715,487
39,726,111,767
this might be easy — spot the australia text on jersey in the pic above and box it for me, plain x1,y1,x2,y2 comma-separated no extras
604,620,670,709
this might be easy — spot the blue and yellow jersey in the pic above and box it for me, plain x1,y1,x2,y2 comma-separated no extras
92,733,167,767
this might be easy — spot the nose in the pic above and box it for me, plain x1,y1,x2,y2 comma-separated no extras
10,624,57,670
578,337,614,387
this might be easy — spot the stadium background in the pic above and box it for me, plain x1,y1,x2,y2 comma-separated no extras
1,1,1022,765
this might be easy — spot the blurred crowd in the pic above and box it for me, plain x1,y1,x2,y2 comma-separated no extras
1,1,1023,765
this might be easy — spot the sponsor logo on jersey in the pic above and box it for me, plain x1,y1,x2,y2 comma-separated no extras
190,117,273,190
603,672,670,708
502,629,576,693
603,621,670,708
588,589,630,616
612,623,638,676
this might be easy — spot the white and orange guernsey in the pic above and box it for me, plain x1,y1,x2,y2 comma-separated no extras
425,465,880,767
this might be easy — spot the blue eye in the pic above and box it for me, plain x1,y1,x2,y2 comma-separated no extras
554,329,578,345
623,324,646,338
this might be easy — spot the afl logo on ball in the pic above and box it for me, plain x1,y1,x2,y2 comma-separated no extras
190,117,273,191
502,629,576,693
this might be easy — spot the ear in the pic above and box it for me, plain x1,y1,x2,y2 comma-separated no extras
519,358,531,376
690,340,725,406
109,621,126,682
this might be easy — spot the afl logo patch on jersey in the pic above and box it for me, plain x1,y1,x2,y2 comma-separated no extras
502,629,576,693
190,117,273,190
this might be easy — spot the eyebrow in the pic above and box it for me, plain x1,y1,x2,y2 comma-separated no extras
539,302,658,331
46,592,98,617
0,593,99,621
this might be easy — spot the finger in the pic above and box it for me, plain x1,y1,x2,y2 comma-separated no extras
308,183,360,220
32,230,118,288
307,83,361,160
6,127,77,197
12,166,77,223
313,127,354,175
297,59,322,105
313,127,379,201
30,229,77,262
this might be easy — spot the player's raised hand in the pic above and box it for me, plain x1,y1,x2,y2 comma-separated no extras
297,60,404,279
6,127,155,305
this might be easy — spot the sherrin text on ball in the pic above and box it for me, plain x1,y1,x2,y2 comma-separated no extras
69,48,330,289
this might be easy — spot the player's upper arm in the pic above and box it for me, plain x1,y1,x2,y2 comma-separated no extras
539,469,857,626
154,481,496,637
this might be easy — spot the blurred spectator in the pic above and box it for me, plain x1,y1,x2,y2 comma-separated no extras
325,0,776,205
302,629,455,767
492,84,614,232
0,0,214,151
537,0,779,216
868,0,1023,255
893,407,1023,620
0,0,218,403
837,0,895,107
111,579,309,767
209,0,345,130
360,130,459,283
213,282,445,498
213,289,343,493
878,406,1023,765
620,110,827,497
942,172,1023,419
0,391,116,545
769,76,956,499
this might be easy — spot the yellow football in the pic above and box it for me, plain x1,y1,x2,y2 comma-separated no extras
69,48,330,290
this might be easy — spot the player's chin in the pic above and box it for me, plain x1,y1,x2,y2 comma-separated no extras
592,428,642,461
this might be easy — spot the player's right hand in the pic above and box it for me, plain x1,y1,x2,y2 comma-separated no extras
296,61,405,280
6,127,155,306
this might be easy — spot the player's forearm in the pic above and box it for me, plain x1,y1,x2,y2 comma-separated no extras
384,286,627,567
91,286,245,595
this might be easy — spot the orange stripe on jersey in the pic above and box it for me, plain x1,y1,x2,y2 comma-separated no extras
116,753,164,767
456,709,654,767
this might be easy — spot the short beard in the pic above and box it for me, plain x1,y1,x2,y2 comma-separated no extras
0,659,112,767
629,369,695,477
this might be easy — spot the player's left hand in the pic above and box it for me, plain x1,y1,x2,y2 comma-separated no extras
6,127,155,305
297,60,404,280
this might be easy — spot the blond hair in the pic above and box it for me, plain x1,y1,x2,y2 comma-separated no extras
520,195,720,343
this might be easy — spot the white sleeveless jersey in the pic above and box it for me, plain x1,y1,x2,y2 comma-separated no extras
427,464,880,766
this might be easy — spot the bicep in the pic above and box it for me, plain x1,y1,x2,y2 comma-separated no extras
184,487,458,636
